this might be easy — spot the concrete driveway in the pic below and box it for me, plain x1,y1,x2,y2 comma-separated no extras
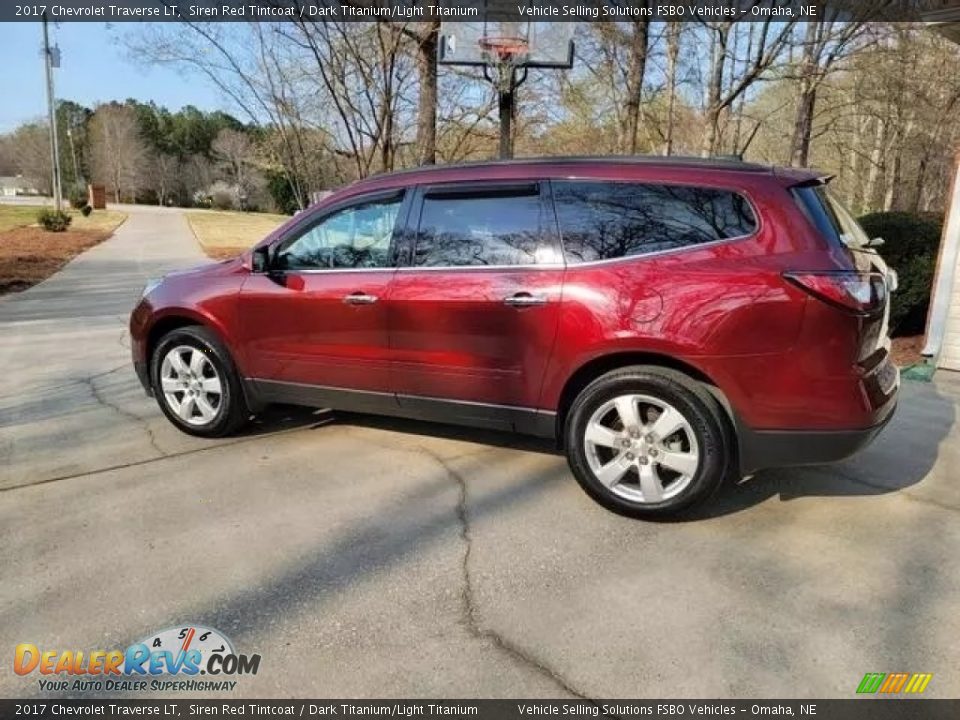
1,204,958,699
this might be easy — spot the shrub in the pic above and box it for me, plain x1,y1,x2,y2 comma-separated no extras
191,190,212,209
206,181,240,211
68,185,88,209
37,208,73,232
80,204,93,217
857,211,942,337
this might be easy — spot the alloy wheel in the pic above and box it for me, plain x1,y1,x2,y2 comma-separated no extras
583,393,700,503
159,345,223,426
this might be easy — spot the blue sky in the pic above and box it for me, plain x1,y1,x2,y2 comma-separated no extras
0,22,231,132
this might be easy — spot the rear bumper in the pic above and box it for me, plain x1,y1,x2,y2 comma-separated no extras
737,402,896,476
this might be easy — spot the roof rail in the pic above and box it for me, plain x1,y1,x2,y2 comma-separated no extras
359,154,771,183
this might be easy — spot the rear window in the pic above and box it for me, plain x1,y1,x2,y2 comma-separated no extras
792,185,870,250
553,181,758,264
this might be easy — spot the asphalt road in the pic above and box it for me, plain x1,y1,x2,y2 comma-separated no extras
1,205,958,699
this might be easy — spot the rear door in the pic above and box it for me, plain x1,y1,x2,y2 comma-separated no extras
388,181,564,423
239,189,408,394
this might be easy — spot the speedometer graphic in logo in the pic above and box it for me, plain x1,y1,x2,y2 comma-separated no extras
136,625,234,669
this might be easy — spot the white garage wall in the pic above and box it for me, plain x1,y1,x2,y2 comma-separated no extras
923,153,960,371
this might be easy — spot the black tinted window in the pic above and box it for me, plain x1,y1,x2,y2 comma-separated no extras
553,181,757,264
415,187,549,267
792,185,868,250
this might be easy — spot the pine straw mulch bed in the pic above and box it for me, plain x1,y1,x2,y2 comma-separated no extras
0,226,114,295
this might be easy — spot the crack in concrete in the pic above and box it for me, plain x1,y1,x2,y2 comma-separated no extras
81,375,167,457
0,364,129,403
423,449,599,703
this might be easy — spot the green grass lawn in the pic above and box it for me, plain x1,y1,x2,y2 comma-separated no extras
186,210,289,259
0,204,45,233
0,203,127,234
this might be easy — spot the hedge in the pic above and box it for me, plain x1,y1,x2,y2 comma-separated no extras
857,211,942,337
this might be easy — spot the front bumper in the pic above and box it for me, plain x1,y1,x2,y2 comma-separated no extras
737,402,897,476
134,360,152,397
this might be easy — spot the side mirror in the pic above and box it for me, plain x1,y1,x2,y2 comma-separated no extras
251,246,271,273
867,236,885,248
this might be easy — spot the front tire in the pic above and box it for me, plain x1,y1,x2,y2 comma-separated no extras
565,366,730,519
150,325,250,437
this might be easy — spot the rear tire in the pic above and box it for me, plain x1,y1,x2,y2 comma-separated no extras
150,325,250,437
564,366,730,519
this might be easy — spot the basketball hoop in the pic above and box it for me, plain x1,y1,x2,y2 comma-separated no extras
479,36,530,95
437,17,575,159
478,36,530,65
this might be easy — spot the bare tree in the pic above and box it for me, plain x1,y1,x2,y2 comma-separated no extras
150,152,179,206
89,104,147,203
786,15,870,166
663,22,683,155
700,17,797,156
395,21,440,165
212,128,254,190
11,123,53,194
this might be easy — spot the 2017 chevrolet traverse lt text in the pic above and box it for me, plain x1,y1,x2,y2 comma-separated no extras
130,156,899,518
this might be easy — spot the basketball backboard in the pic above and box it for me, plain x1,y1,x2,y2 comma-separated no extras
438,21,575,69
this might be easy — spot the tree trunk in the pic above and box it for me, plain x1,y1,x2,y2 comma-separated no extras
789,22,819,167
415,22,440,166
701,24,728,157
908,150,931,213
790,86,816,167
663,23,681,155
621,17,650,155
863,118,885,213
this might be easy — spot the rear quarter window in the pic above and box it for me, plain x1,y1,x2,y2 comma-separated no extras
791,185,869,252
552,180,757,264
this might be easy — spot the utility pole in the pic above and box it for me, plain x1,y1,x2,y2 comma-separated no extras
42,13,63,211
66,127,81,187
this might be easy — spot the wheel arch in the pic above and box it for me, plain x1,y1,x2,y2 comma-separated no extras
554,351,738,458
146,310,263,413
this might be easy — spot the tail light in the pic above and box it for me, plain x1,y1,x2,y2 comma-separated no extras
783,272,886,314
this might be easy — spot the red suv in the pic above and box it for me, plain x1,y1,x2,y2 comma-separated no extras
130,157,898,518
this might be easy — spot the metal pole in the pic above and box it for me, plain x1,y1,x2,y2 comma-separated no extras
66,127,81,187
42,13,63,212
498,87,513,160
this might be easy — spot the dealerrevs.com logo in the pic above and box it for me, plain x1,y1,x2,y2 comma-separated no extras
15,625,261,693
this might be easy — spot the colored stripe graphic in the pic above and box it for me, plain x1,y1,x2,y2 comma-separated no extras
857,672,932,694
904,674,933,694
879,673,909,693
857,673,885,694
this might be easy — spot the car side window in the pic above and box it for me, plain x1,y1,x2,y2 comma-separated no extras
414,185,554,268
275,196,402,271
552,181,757,264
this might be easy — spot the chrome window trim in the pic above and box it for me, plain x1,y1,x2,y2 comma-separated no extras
562,232,757,269
395,263,565,273
267,267,398,275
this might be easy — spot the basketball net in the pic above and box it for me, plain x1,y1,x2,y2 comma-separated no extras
479,36,530,94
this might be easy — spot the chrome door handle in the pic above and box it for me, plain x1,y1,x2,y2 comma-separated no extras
503,292,548,308
343,292,378,305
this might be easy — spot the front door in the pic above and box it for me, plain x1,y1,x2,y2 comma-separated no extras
239,190,407,397
388,182,564,427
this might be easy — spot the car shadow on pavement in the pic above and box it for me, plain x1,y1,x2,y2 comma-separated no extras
684,378,958,521
306,377,958,522
327,410,561,456
238,404,337,437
